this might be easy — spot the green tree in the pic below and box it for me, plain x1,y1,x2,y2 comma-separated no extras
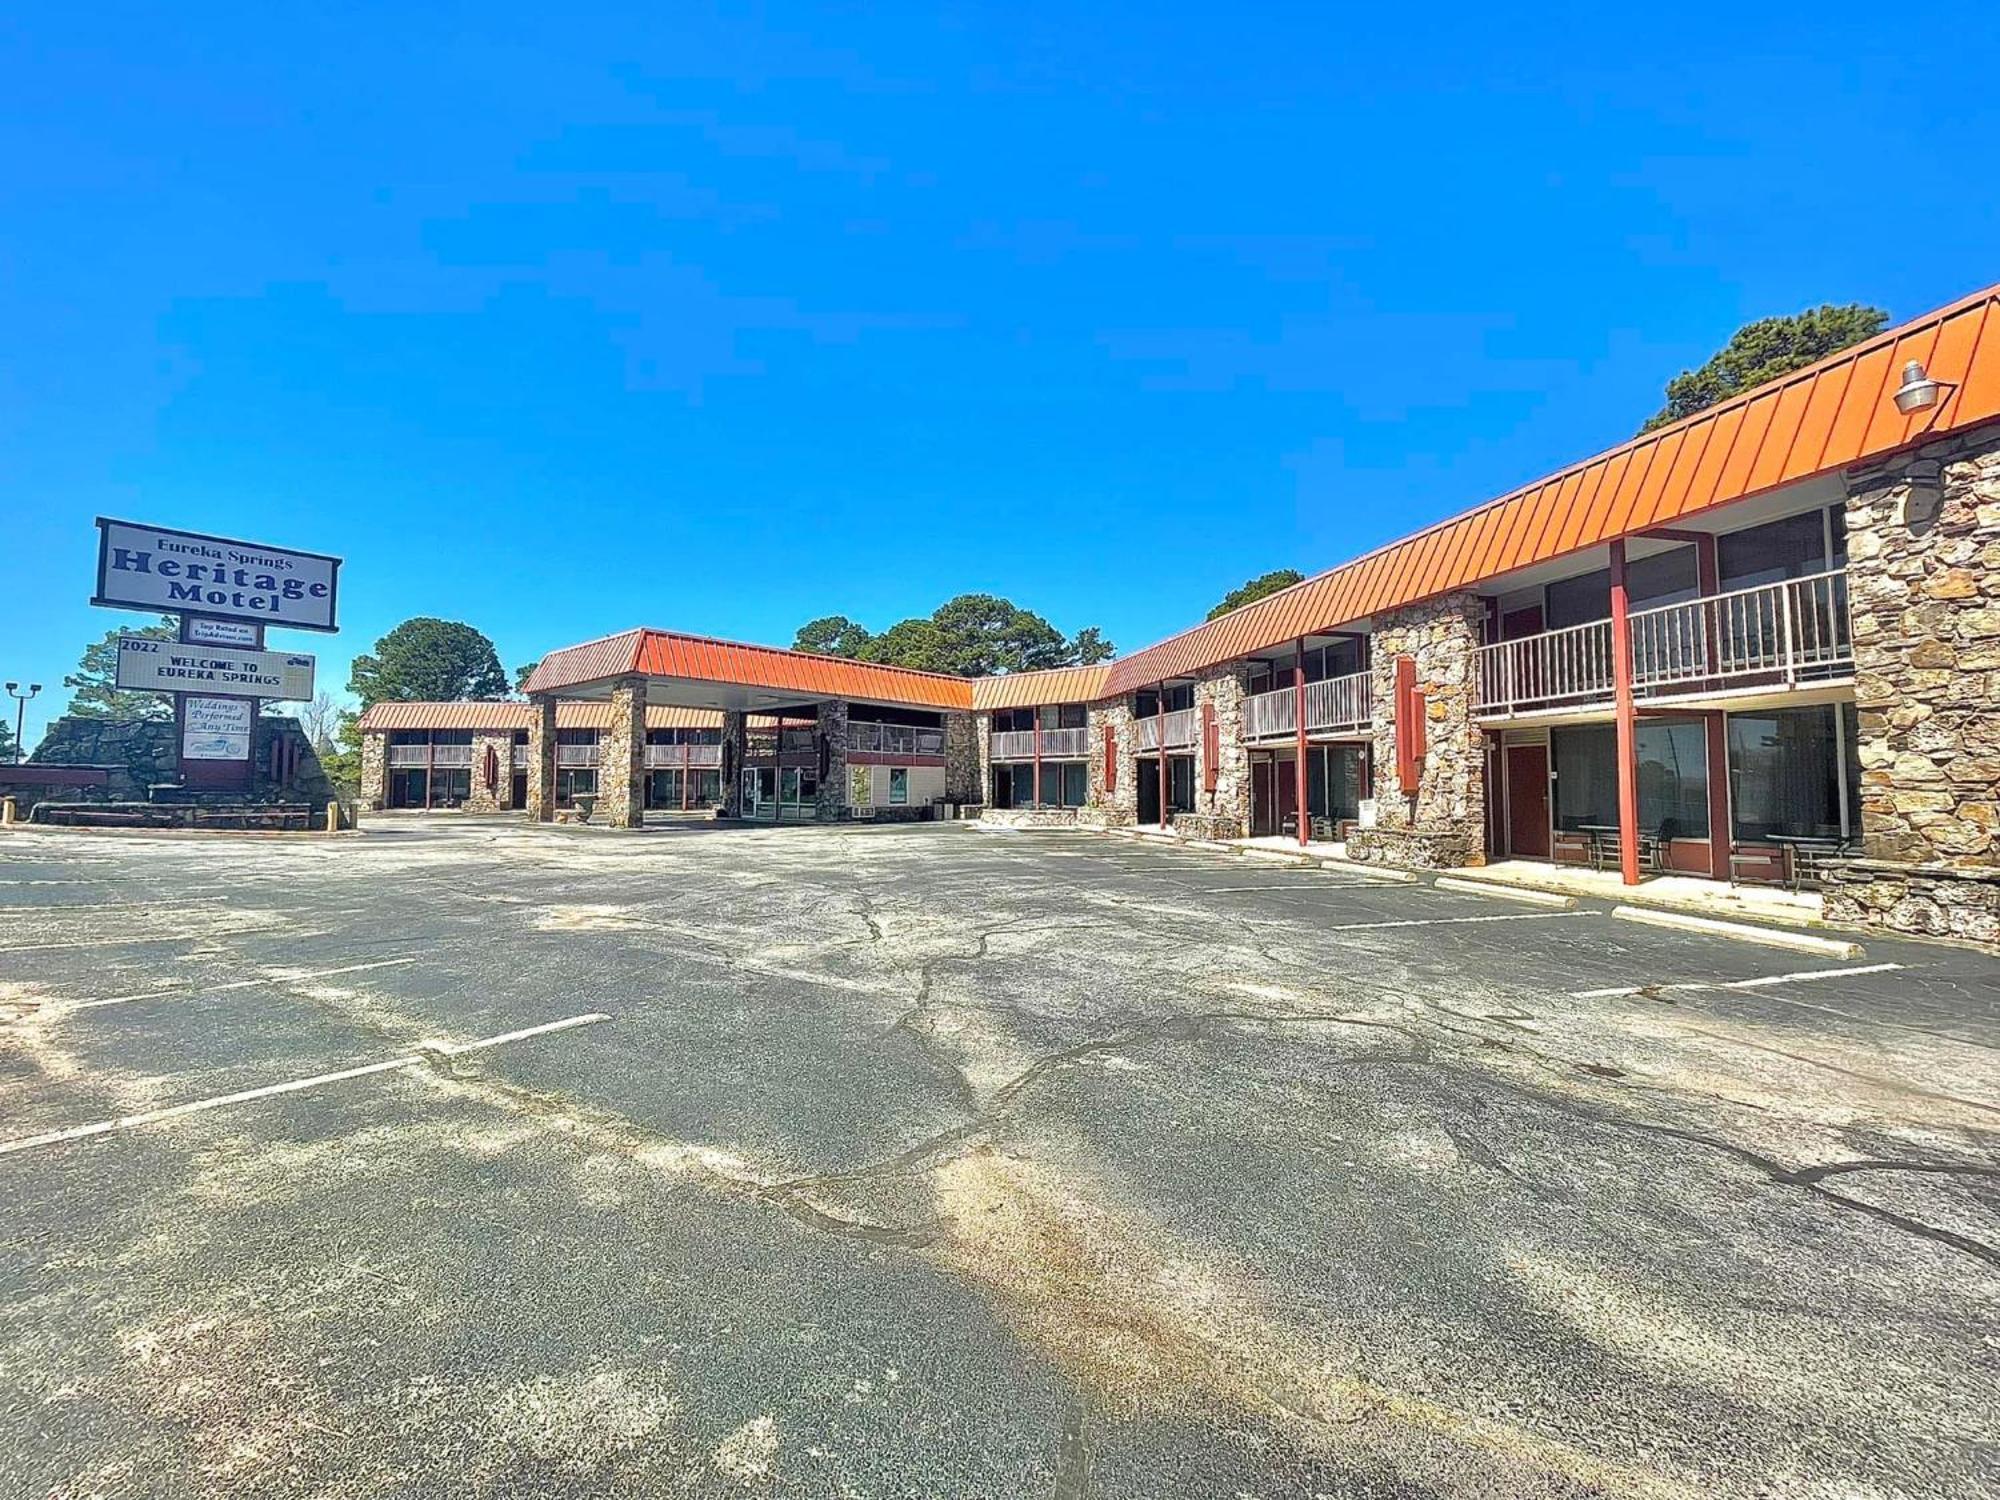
1207,569,1305,621
62,615,179,720
794,596,1111,676
513,661,539,694
317,709,363,797
0,717,16,762
347,618,508,708
792,616,876,658
1640,303,1889,434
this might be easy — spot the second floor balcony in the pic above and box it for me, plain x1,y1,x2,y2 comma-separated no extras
644,743,723,769
1133,706,1197,753
849,722,946,756
1476,570,1853,719
990,726,1089,761
1241,671,1373,744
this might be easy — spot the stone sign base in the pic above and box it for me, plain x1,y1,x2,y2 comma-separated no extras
1821,859,2000,949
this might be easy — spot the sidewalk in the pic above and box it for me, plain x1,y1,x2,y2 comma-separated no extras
1448,858,1825,927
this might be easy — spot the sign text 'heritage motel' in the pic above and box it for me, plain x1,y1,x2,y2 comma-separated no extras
92,518,342,633
115,637,316,702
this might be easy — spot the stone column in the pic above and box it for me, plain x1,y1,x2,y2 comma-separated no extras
815,699,849,821
598,677,647,829
360,732,386,810
1348,592,1486,869
720,710,747,817
1193,663,1252,839
469,730,514,812
527,696,558,823
1090,700,1138,826
1824,423,2000,946
945,711,981,806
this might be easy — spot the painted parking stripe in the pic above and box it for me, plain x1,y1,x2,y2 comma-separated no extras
0,1013,610,1158
1573,962,1906,999
76,957,419,1010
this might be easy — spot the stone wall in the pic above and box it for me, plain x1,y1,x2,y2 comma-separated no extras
28,714,334,808
463,730,517,813
1092,700,1138,821
1191,664,1251,840
527,698,558,822
360,732,386,808
979,807,1082,829
944,711,981,806
1835,421,2000,947
815,699,848,821
1346,592,1485,869
720,711,746,817
598,678,646,828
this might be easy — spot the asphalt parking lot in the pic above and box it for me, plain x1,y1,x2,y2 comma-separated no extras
1,818,1996,1499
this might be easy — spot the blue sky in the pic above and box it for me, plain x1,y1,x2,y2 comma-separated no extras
5,3,1997,742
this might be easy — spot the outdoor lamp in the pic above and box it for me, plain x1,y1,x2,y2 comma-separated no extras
1891,359,1950,415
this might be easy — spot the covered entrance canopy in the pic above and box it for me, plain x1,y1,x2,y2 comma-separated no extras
518,628,975,826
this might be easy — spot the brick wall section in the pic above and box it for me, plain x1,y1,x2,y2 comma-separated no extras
527,697,557,822
360,732,386,808
944,710,980,806
598,677,646,828
815,699,848,821
1826,423,2000,947
1346,592,1486,869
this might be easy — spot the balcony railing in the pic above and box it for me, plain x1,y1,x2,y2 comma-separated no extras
1241,671,1373,742
1476,570,1852,717
512,745,530,770
990,726,1089,761
556,744,601,768
386,745,429,768
1132,706,1197,752
645,743,724,769
849,722,946,756
428,745,474,769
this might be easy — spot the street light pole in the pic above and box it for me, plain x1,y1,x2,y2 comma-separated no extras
5,683,42,764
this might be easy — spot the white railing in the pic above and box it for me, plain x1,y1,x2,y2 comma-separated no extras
511,745,530,769
643,743,723,768
990,729,1036,761
428,745,474,768
850,722,946,755
1037,726,1088,758
1133,707,1197,752
386,745,429,768
556,744,600,768
1477,619,1617,715
1241,671,1373,741
1476,570,1852,715
1630,571,1852,698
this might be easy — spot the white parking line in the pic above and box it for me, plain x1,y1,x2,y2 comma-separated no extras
0,1012,611,1157
1325,911,1599,933
1573,962,1906,999
77,957,419,1010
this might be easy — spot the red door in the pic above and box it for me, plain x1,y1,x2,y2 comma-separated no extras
1505,744,1551,858
1275,756,1299,836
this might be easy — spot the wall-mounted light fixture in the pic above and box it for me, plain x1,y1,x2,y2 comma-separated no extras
1891,359,1957,415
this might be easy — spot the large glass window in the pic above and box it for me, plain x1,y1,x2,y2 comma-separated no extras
555,768,596,808
1636,720,1708,840
1545,546,1698,629
1056,704,1087,729
1168,755,1195,812
1727,704,1856,841
1719,511,1827,590
1552,725,1618,831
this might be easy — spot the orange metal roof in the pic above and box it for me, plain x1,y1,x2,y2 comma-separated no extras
1104,282,2000,694
523,628,975,711
969,664,1114,712
357,701,723,732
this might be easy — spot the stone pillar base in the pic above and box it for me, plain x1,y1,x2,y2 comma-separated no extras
1344,826,1473,869
1171,811,1246,841
1821,859,2000,949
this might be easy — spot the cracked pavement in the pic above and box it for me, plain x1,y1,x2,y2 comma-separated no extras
1,818,1996,1498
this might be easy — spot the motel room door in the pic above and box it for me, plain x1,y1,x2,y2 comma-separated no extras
1504,742,1551,858
1136,760,1161,825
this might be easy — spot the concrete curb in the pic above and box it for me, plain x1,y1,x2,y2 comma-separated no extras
1435,877,1577,909
1612,905,1866,958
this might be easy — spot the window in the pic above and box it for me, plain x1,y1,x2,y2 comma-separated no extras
993,707,1034,732
555,768,597,808
1056,703,1087,729
1168,755,1195,812
1552,725,1618,832
1545,546,1698,629
888,768,908,805
1133,690,1159,719
1636,720,1708,840
1727,704,1857,841
1719,512,1827,590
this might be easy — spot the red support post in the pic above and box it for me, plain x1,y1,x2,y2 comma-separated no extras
1610,539,1641,886
1293,639,1308,846
682,739,691,811
1157,690,1169,830
1032,705,1043,809
1694,534,1730,881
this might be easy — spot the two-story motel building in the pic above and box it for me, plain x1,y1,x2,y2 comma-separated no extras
360,282,2000,946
